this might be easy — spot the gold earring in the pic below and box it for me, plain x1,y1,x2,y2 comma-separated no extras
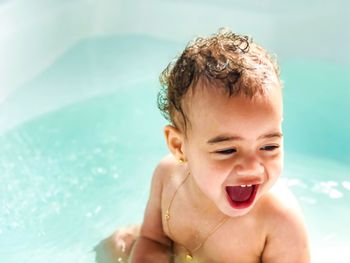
178,157,185,164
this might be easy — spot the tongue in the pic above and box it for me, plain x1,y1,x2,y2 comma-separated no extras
226,185,253,202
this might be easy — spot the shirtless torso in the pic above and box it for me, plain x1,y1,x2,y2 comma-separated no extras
159,155,299,263
104,155,308,263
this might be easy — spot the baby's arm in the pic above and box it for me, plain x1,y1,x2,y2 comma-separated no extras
261,185,310,262
129,159,172,263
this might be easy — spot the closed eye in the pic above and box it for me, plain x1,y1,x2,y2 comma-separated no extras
260,145,279,151
216,148,237,155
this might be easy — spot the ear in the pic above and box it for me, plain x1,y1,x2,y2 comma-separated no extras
164,125,186,161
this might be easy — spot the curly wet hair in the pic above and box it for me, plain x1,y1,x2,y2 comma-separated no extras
158,28,281,132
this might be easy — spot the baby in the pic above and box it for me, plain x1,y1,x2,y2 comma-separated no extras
107,28,309,263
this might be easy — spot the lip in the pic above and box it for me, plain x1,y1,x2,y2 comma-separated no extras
225,184,260,209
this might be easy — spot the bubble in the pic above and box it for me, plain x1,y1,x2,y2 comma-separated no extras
328,189,343,199
342,181,350,190
312,181,343,199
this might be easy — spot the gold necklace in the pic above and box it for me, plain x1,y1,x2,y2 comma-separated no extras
165,172,229,261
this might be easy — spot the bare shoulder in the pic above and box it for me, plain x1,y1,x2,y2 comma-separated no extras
266,179,304,216
152,154,178,186
145,154,178,204
257,179,304,223
137,154,178,247
156,154,178,170
259,179,310,263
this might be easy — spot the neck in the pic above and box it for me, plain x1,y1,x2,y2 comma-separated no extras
186,170,224,217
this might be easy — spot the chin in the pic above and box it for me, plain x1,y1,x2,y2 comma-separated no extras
223,205,254,218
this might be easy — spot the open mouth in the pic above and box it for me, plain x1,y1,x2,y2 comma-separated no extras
225,184,259,209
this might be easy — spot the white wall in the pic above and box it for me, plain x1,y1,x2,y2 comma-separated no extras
0,0,95,102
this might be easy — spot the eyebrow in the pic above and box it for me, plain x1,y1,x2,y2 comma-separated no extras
207,132,283,144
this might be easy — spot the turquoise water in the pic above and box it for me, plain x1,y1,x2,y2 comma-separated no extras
0,35,349,262
0,83,166,262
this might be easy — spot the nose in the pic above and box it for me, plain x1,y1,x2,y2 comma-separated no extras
234,155,264,177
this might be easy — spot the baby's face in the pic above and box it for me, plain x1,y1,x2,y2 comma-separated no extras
183,84,283,217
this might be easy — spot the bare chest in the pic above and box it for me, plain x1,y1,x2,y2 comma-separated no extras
161,176,265,263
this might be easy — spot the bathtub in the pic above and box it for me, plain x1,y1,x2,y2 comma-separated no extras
0,0,349,262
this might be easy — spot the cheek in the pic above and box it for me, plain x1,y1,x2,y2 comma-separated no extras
267,154,283,177
187,156,226,193
192,163,228,196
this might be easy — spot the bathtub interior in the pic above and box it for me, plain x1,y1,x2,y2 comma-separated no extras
0,33,349,263
1,1,350,262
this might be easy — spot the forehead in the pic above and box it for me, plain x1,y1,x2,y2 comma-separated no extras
185,84,283,140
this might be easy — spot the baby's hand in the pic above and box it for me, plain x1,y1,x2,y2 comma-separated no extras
113,224,140,255
94,224,140,263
